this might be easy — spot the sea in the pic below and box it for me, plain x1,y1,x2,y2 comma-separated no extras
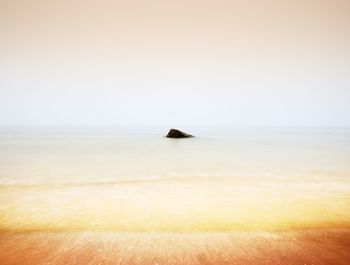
0,127,349,232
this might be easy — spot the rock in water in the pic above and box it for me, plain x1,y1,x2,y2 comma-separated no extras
166,129,194,138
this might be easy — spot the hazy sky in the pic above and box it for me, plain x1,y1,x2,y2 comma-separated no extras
1,0,350,127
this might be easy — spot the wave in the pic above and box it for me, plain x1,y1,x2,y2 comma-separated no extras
1,175,350,191
0,175,228,188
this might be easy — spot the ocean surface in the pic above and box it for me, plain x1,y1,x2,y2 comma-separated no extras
0,127,350,231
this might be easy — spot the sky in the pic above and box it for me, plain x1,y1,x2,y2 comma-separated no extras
0,0,350,128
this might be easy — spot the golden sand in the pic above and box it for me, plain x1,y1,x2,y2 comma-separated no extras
1,177,350,264
1,229,350,265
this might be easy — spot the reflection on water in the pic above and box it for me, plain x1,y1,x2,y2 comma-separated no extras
0,127,349,231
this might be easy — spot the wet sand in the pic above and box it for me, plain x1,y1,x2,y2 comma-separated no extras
1,132,350,264
1,228,350,265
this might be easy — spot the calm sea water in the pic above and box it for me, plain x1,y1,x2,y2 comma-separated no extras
1,127,349,184
0,127,350,231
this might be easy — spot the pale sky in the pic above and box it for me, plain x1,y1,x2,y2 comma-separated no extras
1,0,350,128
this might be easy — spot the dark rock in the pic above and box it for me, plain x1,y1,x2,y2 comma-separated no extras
166,129,194,138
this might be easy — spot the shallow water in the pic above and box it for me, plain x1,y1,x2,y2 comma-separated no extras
0,127,349,231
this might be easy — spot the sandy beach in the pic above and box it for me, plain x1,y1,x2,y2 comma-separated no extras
1,179,350,265
1,131,349,264
1,0,350,262
1,228,350,265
